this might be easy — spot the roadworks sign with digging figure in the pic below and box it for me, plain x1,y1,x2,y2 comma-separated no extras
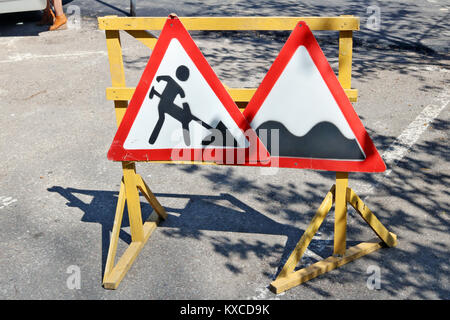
107,16,269,165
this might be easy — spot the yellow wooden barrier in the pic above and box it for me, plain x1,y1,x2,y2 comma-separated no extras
98,16,360,31
99,15,396,292
99,15,359,104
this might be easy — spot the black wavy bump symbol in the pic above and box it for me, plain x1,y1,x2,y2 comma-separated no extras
256,121,365,160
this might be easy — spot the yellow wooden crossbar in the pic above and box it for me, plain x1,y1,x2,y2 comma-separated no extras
270,241,385,294
98,16,360,31
102,15,359,106
106,87,359,103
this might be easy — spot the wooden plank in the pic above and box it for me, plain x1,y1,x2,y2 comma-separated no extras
270,242,384,294
106,87,358,102
278,185,335,277
103,241,143,289
103,179,126,280
334,172,348,255
125,30,158,49
105,30,128,126
122,162,144,242
103,213,160,289
338,29,353,89
347,188,398,247
346,88,358,102
98,16,360,31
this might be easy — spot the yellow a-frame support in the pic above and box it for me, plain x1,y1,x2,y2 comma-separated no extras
102,162,167,289
101,29,168,289
270,172,397,293
99,15,396,291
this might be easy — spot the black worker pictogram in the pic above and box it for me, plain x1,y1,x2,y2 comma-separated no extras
148,65,236,147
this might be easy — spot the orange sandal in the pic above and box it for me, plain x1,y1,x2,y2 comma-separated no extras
49,14,67,31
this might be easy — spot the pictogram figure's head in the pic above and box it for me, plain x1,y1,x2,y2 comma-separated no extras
176,65,189,82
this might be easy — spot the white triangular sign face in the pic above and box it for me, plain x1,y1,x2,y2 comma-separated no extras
124,38,249,150
108,16,269,164
249,45,362,155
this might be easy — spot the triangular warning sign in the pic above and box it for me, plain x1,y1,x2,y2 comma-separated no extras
244,21,386,172
108,16,269,164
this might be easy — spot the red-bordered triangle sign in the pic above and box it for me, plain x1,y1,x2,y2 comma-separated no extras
108,16,269,164
243,21,386,172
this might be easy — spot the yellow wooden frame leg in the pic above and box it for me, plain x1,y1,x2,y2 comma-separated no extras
102,28,169,290
103,178,126,279
278,185,335,278
334,172,348,255
102,162,167,290
123,162,145,242
270,173,397,294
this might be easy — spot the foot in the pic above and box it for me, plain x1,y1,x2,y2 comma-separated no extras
37,9,55,26
49,14,67,31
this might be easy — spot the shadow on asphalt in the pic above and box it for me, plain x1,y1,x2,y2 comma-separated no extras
93,0,130,17
168,121,449,298
45,116,449,298
46,185,345,286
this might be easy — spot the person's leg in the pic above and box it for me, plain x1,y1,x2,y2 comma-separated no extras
37,0,54,25
52,0,64,17
49,0,67,31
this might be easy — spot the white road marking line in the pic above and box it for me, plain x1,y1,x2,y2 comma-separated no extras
0,196,18,209
357,89,449,195
0,50,109,64
248,286,285,300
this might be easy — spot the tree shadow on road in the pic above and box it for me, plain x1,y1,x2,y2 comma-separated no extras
123,0,449,89
166,116,449,298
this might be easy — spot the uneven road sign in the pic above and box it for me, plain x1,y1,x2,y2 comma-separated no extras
243,21,386,172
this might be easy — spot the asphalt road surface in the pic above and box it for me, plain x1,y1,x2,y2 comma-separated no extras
0,1,448,300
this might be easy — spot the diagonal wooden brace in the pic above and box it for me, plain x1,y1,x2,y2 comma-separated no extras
346,188,397,247
278,185,335,278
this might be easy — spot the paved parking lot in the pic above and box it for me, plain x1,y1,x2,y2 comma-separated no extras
0,1,448,300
